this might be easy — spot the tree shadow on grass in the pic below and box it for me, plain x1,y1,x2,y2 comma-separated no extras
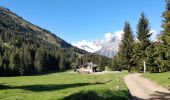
149,91,170,100
0,80,111,92
0,71,59,77
61,90,130,100
0,83,11,89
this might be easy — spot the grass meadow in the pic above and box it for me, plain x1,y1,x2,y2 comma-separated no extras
0,71,129,100
143,72,170,90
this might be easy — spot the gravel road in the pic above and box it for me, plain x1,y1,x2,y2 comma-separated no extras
124,73,170,100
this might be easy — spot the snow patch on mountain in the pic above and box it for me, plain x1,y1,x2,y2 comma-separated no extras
72,40,102,53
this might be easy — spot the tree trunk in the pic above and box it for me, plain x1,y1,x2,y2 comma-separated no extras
128,64,131,72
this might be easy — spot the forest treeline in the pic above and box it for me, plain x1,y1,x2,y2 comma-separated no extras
111,0,170,73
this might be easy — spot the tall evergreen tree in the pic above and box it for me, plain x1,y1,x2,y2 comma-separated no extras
137,13,151,46
136,13,151,70
2,51,9,71
145,43,159,72
23,47,33,70
118,22,134,72
34,48,46,73
0,55,2,67
0,55,3,75
111,56,121,71
9,50,20,74
59,54,65,71
162,0,170,45
159,0,170,71
18,47,33,75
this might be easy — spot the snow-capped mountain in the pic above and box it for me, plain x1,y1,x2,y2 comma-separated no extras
95,31,123,58
72,40,102,53
72,31,123,58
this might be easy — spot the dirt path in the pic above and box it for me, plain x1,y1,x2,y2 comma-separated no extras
124,73,170,100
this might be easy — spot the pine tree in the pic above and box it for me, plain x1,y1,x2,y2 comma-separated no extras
17,47,33,74
136,13,151,71
0,55,3,75
137,13,151,46
2,51,9,71
159,0,170,72
162,0,170,45
111,56,121,71
145,43,159,72
34,48,46,73
59,54,65,71
9,50,20,74
23,47,33,70
118,22,134,72
0,55,2,68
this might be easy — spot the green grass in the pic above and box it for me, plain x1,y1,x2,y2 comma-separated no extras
143,72,170,90
0,71,129,100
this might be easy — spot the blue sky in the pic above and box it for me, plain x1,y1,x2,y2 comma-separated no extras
0,0,165,43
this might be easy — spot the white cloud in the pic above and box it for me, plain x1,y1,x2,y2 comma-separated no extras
150,29,159,41
114,31,124,40
104,33,113,42
102,31,123,42
150,29,157,35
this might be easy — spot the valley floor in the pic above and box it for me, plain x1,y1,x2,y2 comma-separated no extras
0,71,129,100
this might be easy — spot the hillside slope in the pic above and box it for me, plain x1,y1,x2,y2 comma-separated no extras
0,6,110,76
0,6,76,48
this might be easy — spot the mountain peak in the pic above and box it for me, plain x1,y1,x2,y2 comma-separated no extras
73,31,123,58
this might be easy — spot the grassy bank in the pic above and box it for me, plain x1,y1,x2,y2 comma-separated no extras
0,71,129,100
143,72,170,90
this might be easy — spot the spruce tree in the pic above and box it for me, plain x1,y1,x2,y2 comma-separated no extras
136,13,151,71
137,13,151,46
0,55,3,74
23,46,33,70
159,0,170,71
118,22,134,72
34,48,46,73
59,54,65,71
145,43,159,72
2,51,9,71
0,55,2,67
9,51,20,71
162,0,170,45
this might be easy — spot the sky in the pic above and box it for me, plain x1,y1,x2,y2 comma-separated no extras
0,0,165,43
